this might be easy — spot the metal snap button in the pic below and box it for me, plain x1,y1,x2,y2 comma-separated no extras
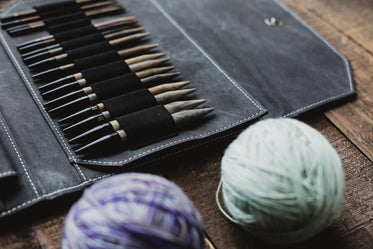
264,17,283,26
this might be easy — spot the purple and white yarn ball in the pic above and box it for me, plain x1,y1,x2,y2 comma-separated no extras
62,173,205,249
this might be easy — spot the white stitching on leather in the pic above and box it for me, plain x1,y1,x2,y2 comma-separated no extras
0,129,239,218
272,0,354,117
0,2,87,180
79,117,259,164
0,173,111,217
0,31,87,180
0,171,16,177
0,116,39,196
282,91,353,117
149,0,264,111
73,163,87,181
151,0,355,119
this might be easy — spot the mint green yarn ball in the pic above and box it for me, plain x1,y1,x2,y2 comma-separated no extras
220,118,345,244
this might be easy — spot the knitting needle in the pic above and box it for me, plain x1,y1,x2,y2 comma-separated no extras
1,0,109,23
1,1,117,29
28,32,150,71
47,66,177,117
42,56,168,101
62,88,195,135
45,74,186,109
41,53,166,103
69,99,206,144
51,72,181,119
75,108,214,154
17,17,136,52
22,27,143,64
8,5,124,36
37,46,161,92
46,68,178,113
58,81,190,125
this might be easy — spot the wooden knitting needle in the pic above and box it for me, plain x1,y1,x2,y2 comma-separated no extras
69,99,206,144
39,52,164,92
48,72,182,115
45,67,178,111
62,88,196,135
1,1,116,29
7,5,124,36
28,33,151,71
44,71,184,108
47,66,177,117
1,0,108,23
39,45,161,92
42,56,169,101
37,45,161,92
17,17,137,52
58,81,190,125
75,107,214,155
41,53,166,102
22,27,143,63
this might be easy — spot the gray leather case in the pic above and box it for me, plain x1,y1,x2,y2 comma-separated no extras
0,0,354,218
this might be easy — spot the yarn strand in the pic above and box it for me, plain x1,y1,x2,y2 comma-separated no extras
216,179,239,225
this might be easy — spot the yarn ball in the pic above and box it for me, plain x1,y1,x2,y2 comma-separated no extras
62,173,205,249
219,118,345,244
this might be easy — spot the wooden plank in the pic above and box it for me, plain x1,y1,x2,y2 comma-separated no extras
32,213,67,249
281,0,373,163
0,227,40,249
283,0,373,54
307,116,373,240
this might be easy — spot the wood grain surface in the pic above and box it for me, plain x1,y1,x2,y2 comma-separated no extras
0,0,373,248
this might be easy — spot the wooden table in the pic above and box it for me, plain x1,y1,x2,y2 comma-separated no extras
1,0,373,248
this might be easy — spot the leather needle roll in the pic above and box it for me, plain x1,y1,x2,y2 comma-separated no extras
62,88,196,136
17,17,137,53
58,81,190,125
75,107,214,155
69,99,206,144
